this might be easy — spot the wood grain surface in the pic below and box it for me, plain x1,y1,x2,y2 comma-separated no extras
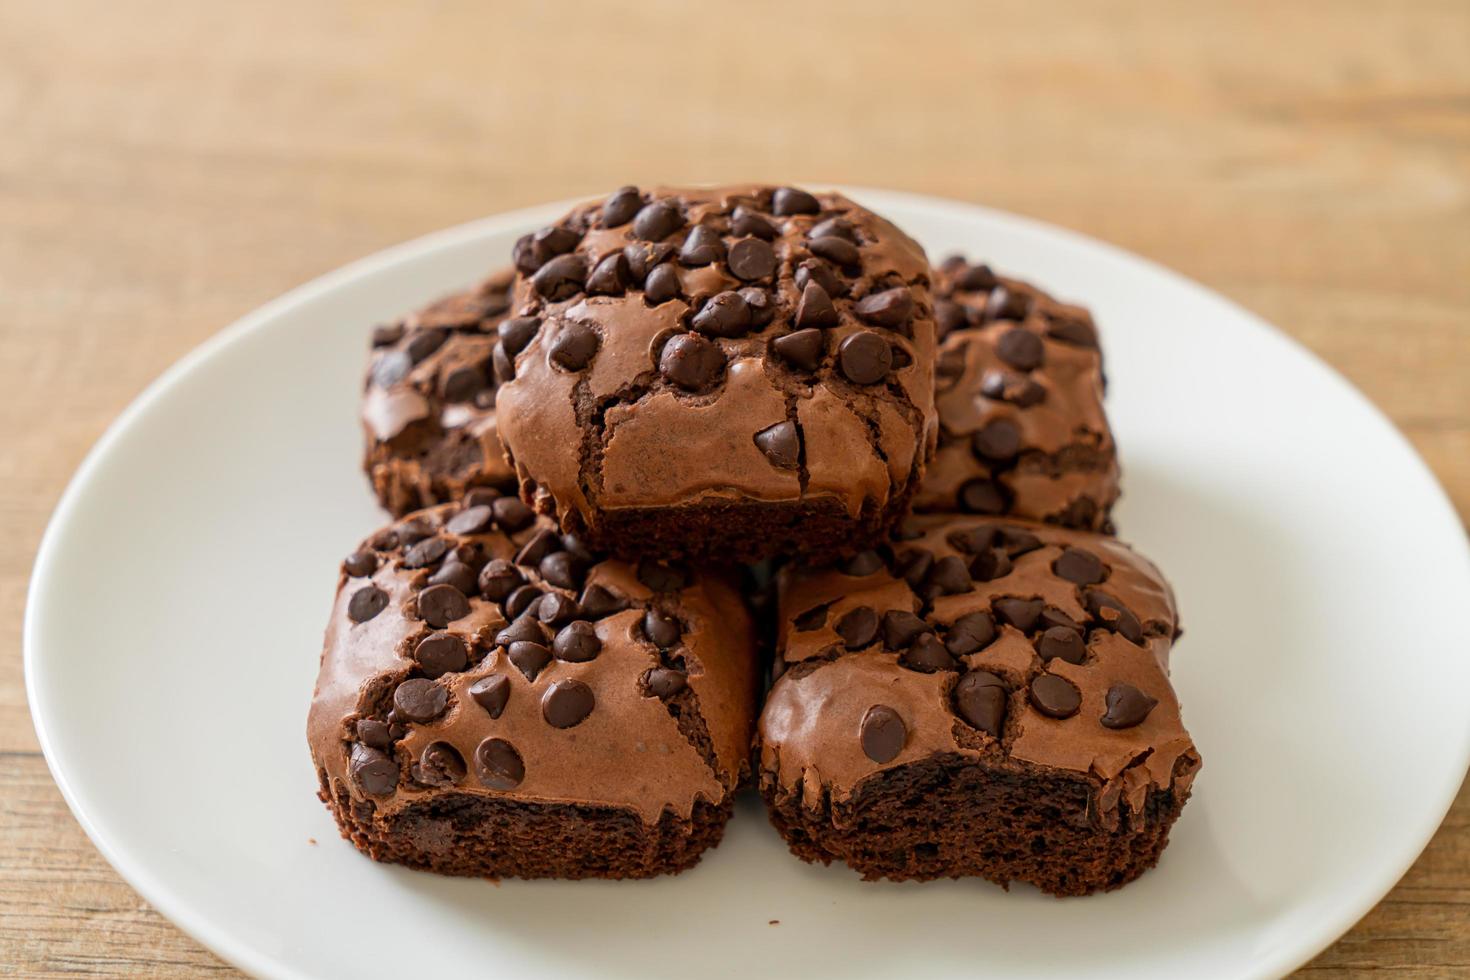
2,0,1467,975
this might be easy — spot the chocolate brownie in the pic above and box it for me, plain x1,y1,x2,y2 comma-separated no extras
362,270,520,516
757,514,1199,896
916,256,1119,532
308,499,760,879
494,184,939,564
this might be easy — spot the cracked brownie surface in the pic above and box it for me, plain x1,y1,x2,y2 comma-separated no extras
757,513,1199,895
308,496,760,879
362,270,519,516
917,256,1119,532
494,184,939,563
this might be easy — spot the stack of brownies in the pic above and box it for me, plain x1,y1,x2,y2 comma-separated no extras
309,185,1200,896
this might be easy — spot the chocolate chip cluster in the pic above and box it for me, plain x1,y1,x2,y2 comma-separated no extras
339,496,699,799
783,517,1169,764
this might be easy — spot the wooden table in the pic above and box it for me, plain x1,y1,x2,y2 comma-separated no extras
3,1,1467,974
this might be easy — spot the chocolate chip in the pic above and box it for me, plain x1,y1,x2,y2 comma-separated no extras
601,185,641,227
548,321,599,371
645,668,687,698
659,333,726,390
959,479,1008,515
840,550,884,576
405,328,447,364
998,526,1044,556
343,551,378,578
754,421,800,469
578,584,628,618
393,678,448,723
643,263,681,304
1037,626,1087,665
348,586,389,623
356,718,393,750
496,615,546,648
945,611,997,655
491,496,535,532
536,592,579,627
624,241,675,280
402,536,448,569
740,287,776,326
469,674,510,718
985,285,1031,322
531,253,587,301
859,705,906,763
955,263,998,291
854,287,914,328
586,252,630,296
443,364,488,402
539,552,586,591
1084,590,1144,643
1102,684,1159,729
491,342,515,384
642,610,681,649
934,299,967,338
1029,674,1081,718
637,559,690,592
372,323,404,347
428,557,480,596
889,343,913,370
772,187,820,216
772,329,825,371
935,347,966,382
395,519,435,546
795,259,847,298
415,632,469,678
794,282,839,329
1055,547,1107,586
691,291,752,337
478,559,523,602
994,597,1045,633
970,546,1015,583
504,584,543,620
882,610,931,650
349,743,398,795
954,671,1007,736
446,505,493,536
414,742,466,787
809,235,860,269
1040,605,1082,632
835,606,878,649
728,238,777,281
996,328,1044,370
980,370,1046,407
367,529,399,551
731,205,778,240
552,621,601,663
418,583,470,627
837,331,893,385
474,737,524,789
793,602,832,631
894,548,934,589
679,224,726,266
515,528,561,568
507,641,552,680
972,419,1022,462
498,317,540,358
633,200,684,241
542,679,595,728
809,217,856,242
1048,317,1099,349
900,633,955,673
925,555,972,595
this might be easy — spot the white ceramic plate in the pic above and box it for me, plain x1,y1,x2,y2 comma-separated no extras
26,189,1470,980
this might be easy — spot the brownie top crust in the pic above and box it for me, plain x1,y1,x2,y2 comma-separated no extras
363,269,515,471
494,184,938,527
916,256,1118,529
760,514,1199,827
308,501,759,825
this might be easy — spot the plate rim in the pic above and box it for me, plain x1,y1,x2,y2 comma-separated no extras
23,186,1470,980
